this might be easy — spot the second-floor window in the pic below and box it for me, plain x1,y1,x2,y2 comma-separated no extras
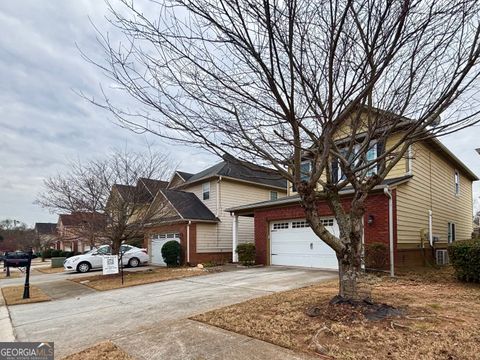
332,141,383,182
454,170,460,195
202,182,210,200
300,160,312,182
270,191,278,200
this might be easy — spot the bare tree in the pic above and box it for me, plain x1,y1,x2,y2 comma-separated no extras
0,220,35,252
36,149,174,255
86,0,480,300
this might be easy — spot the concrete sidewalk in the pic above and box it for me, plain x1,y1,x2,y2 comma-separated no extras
36,280,96,300
113,319,315,360
0,295,15,341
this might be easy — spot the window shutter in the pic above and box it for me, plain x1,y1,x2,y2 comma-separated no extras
331,159,339,183
376,140,385,155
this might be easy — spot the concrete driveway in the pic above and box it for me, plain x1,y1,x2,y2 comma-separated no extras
8,266,336,359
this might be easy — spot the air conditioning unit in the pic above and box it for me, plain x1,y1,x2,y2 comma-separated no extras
436,249,449,266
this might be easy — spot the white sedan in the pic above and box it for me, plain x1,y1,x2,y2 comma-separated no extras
64,245,148,273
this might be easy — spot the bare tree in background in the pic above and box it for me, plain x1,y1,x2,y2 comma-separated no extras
36,149,174,255
86,0,480,300
0,220,35,252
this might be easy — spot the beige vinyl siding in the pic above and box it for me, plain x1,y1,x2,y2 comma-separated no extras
195,178,286,252
384,132,408,178
396,141,473,247
196,223,220,252
220,180,286,246
184,181,217,214
168,174,185,188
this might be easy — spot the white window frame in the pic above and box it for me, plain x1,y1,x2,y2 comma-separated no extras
202,182,210,200
152,233,180,240
454,170,460,195
337,141,380,180
272,222,289,230
406,145,413,175
270,191,278,201
300,160,312,182
365,141,378,177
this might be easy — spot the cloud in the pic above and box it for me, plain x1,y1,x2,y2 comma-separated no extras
0,0,215,225
0,0,478,227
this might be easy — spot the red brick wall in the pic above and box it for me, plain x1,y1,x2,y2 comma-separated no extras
253,191,397,266
144,223,231,266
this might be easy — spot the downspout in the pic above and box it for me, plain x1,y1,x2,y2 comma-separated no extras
384,187,395,277
428,210,433,247
187,221,191,264
216,176,222,217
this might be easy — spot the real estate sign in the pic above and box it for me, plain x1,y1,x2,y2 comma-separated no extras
102,255,119,275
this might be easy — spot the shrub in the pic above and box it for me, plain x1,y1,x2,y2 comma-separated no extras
51,249,62,257
236,243,255,266
365,242,388,270
448,239,480,282
42,249,53,259
161,241,181,267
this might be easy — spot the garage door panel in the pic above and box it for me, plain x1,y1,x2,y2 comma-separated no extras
151,232,180,266
270,219,338,270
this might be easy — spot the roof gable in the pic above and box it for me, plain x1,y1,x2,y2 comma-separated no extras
175,154,287,189
159,189,217,221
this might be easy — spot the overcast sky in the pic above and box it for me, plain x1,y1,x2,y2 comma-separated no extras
0,1,479,226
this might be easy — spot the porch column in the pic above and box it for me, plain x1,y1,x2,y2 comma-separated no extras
232,213,239,262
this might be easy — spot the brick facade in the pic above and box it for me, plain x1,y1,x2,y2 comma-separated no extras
144,223,231,266
253,191,397,267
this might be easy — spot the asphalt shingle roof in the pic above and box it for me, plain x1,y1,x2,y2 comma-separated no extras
180,154,287,189
160,189,217,221
176,171,194,181
34,223,57,234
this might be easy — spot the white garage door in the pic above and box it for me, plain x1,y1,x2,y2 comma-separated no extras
270,218,339,269
151,233,180,266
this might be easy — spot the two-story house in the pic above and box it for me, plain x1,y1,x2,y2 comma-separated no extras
56,212,106,253
227,118,478,269
143,154,287,265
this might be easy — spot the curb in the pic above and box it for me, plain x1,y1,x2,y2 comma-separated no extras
0,290,16,341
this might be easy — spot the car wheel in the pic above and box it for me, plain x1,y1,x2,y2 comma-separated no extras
128,257,140,268
77,262,91,273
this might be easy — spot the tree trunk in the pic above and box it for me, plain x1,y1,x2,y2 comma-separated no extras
337,233,368,301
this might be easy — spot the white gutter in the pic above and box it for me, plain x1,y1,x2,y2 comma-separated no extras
428,210,433,247
383,187,395,277
231,212,238,262
187,221,191,264
216,176,222,217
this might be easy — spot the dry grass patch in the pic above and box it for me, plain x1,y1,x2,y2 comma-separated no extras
2,285,51,305
36,267,66,274
193,266,480,359
62,341,133,360
70,267,212,291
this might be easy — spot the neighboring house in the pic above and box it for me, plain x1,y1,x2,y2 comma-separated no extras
34,223,58,252
106,178,169,247
56,212,106,253
144,154,287,265
227,118,478,270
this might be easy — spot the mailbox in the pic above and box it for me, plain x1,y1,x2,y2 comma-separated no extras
4,258,29,268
